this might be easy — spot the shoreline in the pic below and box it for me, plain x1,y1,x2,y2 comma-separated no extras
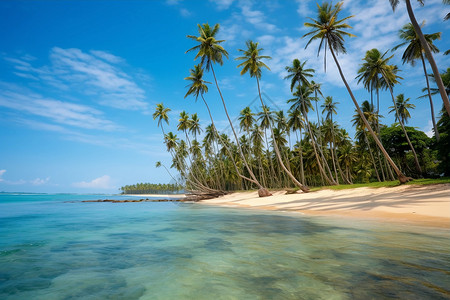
199,184,450,228
124,193,186,198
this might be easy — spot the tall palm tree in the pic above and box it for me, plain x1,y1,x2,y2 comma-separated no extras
389,0,450,116
288,84,336,185
288,108,306,184
372,51,422,175
153,103,171,135
303,1,409,183
236,40,310,192
392,22,441,140
187,24,270,196
321,96,343,183
155,161,179,185
389,94,415,124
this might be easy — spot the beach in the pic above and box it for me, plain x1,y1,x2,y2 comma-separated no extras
199,184,450,227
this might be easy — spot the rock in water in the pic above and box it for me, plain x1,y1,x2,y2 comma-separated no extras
258,188,272,197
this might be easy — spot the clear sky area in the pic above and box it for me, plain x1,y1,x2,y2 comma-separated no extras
0,0,449,193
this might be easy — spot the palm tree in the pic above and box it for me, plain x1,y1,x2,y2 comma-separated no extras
352,101,382,182
153,103,171,135
288,108,306,184
392,22,441,140
389,0,450,117
303,1,409,183
155,161,179,185
187,24,270,196
288,84,336,185
372,51,422,175
389,94,415,124
321,96,343,183
236,40,310,192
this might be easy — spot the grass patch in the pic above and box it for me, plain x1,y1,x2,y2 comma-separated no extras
313,177,450,191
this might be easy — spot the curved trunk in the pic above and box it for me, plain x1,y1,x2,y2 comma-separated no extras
211,65,271,196
256,77,310,192
381,71,422,175
420,53,440,142
327,37,410,183
405,0,450,117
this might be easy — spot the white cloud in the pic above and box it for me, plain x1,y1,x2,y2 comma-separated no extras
31,177,50,186
180,8,191,17
209,0,235,10
239,3,278,32
0,84,120,131
73,175,113,189
423,120,434,137
4,47,149,111
0,169,5,182
296,0,313,17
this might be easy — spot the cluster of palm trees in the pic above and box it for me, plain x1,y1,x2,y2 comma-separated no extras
120,183,182,194
152,1,449,197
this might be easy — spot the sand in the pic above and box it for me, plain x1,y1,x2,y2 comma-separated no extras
199,184,450,228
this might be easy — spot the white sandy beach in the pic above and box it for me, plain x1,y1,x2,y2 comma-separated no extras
200,184,450,227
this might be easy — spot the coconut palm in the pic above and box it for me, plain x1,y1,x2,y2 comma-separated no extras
235,40,308,191
153,103,171,135
155,161,179,185
389,94,415,124
187,24,270,196
321,96,342,183
303,1,409,183
288,108,306,184
392,22,441,140
389,0,450,116
289,84,336,185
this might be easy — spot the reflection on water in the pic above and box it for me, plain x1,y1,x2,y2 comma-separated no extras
0,194,449,299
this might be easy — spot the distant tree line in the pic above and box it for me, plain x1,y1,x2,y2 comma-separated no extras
120,183,183,194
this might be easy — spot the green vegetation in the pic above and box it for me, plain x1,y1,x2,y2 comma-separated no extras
119,183,183,195
152,1,449,196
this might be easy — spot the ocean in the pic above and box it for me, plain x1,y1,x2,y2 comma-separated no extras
0,193,449,299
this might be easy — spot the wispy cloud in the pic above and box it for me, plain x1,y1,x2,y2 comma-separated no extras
239,2,278,32
4,47,149,111
0,169,5,182
31,177,50,186
0,83,120,131
73,175,114,189
209,0,235,10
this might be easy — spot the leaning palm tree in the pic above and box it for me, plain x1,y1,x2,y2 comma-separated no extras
321,96,345,183
389,0,450,116
303,1,409,183
153,103,171,135
236,40,310,192
389,94,415,124
155,161,179,185
392,22,441,141
186,24,270,196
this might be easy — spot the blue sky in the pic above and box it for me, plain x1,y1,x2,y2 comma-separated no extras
0,0,449,193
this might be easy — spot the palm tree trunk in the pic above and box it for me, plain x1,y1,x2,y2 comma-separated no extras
327,38,409,183
405,0,450,117
420,53,440,142
298,129,306,185
381,71,422,175
211,65,271,196
256,77,310,192
364,131,381,182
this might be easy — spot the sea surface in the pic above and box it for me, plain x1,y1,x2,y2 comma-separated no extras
0,193,449,300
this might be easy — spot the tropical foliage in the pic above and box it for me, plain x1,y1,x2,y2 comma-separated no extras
148,1,448,196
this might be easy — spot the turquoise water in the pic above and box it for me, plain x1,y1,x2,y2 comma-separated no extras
0,194,449,299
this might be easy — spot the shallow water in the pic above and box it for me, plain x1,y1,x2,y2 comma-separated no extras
0,194,449,299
